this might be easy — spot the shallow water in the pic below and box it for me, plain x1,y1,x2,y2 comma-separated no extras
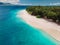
0,6,57,45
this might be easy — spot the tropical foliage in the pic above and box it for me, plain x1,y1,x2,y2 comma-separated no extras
26,6,60,23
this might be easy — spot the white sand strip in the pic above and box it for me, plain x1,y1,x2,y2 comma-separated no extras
17,10,60,42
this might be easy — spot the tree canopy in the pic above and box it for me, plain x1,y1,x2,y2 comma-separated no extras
26,6,60,23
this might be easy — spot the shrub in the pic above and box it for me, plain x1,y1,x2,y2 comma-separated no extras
36,15,41,18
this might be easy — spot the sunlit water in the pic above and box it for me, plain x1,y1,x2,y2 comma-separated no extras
0,6,58,45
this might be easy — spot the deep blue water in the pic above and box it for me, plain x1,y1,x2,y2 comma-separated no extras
0,6,57,45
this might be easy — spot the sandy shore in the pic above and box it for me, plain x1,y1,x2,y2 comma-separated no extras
17,10,60,42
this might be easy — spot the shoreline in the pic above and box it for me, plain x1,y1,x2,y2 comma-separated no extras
17,10,60,42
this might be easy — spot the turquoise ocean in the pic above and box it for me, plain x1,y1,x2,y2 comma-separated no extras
0,6,58,45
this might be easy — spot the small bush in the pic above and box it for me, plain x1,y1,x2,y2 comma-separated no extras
36,15,41,18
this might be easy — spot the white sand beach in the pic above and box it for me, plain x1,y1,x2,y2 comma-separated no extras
17,10,60,42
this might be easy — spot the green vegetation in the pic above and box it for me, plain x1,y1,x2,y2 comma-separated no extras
26,6,60,23
36,15,41,18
